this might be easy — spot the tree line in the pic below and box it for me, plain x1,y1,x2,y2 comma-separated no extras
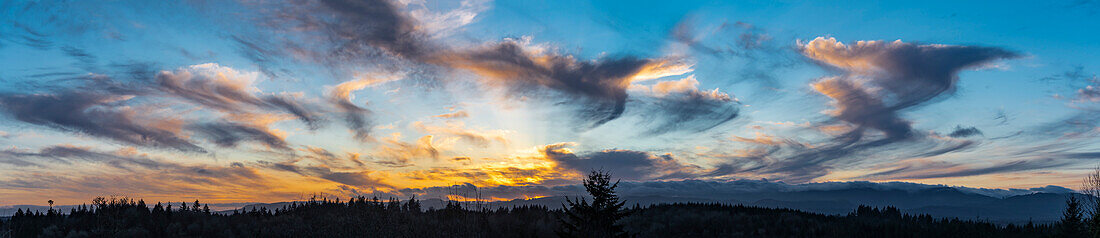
0,170,1086,237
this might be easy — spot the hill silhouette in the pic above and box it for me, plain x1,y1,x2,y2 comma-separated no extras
209,186,1079,224
0,196,1057,237
1,171,1079,237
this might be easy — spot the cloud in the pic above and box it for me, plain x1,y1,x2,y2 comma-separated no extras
328,75,401,141
1081,85,1100,102
433,110,469,119
241,0,435,75
244,1,726,132
1016,68,1100,143
436,39,664,129
370,135,441,167
299,146,366,168
229,35,289,78
540,143,703,181
722,37,1023,182
671,18,735,57
153,66,261,110
261,161,390,188
0,2,127,51
0,145,167,170
60,46,97,67
914,139,978,158
320,171,389,188
1039,66,1100,105
1072,70,1100,102
672,19,777,57
404,0,491,39
670,19,798,88
403,165,572,188
313,0,430,59
263,94,325,130
947,125,983,138
190,121,290,151
629,59,696,82
154,63,324,129
0,145,300,202
411,121,508,148
800,37,1018,111
633,75,741,134
812,77,912,139
0,91,204,152
700,128,989,183
0,63,325,153
860,158,1068,180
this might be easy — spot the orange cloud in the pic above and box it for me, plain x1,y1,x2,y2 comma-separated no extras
433,110,469,119
731,132,782,145
369,136,441,167
411,121,509,148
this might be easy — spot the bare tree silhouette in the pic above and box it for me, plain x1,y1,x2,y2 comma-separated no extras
1081,166,1100,238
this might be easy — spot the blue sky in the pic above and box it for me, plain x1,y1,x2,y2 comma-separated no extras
1,0,1098,205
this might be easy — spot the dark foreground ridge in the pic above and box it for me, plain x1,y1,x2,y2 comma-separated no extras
0,171,1088,237
0,197,1056,238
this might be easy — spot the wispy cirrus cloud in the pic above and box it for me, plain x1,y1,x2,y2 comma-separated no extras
0,145,297,202
688,37,1020,183
412,121,508,148
327,75,403,141
801,37,1019,140
0,63,328,153
1,145,164,169
154,63,325,129
260,160,391,189
856,158,1069,180
190,120,290,151
238,0,740,133
435,39,665,129
0,91,205,152
631,75,741,135
432,110,469,119
540,143,705,181
5,0,1100,206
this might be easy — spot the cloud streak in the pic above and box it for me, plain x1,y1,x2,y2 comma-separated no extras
436,39,659,129
243,1,734,132
634,75,741,134
328,75,401,141
0,91,204,152
540,143,703,181
801,37,1018,139
191,121,290,151
154,63,324,129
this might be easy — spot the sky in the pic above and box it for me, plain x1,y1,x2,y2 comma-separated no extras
1,0,1099,206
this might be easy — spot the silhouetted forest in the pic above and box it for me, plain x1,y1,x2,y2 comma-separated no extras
0,171,1088,237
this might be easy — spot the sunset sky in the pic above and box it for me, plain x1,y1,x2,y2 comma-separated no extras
2,0,1099,206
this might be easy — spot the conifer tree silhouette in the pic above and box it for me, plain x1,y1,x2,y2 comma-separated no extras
1062,195,1088,238
558,170,630,238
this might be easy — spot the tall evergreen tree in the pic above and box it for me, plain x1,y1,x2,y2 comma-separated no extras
152,202,164,215
1062,195,1089,238
558,170,630,238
